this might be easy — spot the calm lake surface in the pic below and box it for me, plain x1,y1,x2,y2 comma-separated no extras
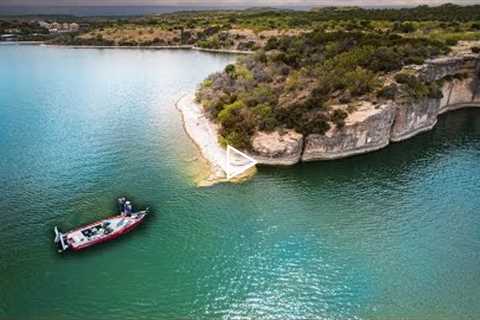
1,45,479,320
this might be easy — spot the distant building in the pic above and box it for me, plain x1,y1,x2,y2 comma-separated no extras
44,21,81,33
70,23,80,32
5,28,20,34
48,22,61,33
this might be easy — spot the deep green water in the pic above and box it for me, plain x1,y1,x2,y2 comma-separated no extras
1,45,480,320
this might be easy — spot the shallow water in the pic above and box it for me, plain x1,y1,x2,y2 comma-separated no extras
1,45,479,320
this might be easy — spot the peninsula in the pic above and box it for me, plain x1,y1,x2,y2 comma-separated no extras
184,5,480,178
4,5,480,181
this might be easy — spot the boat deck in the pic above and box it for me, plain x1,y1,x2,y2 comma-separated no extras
66,215,141,249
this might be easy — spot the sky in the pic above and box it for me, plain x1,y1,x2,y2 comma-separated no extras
0,0,477,6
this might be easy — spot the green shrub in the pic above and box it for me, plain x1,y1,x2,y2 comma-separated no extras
201,79,213,88
395,73,417,86
393,22,416,33
331,109,348,128
218,100,245,126
344,67,378,96
225,64,236,78
377,84,398,99
240,84,277,107
367,47,402,72
221,130,251,149
445,39,458,46
252,104,278,131
285,71,301,91
235,65,254,81
297,112,331,135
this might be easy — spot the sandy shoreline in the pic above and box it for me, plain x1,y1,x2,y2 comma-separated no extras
175,93,258,186
175,93,228,185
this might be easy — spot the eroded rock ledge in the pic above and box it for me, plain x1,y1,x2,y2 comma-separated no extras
249,50,480,164
250,130,303,165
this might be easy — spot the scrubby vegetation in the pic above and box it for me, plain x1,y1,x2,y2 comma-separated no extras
39,4,480,50
196,29,454,148
190,4,480,149
0,19,50,41
4,4,478,149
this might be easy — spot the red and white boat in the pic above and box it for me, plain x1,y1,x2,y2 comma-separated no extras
54,197,149,252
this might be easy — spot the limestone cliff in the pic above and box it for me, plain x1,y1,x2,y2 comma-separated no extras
250,130,303,165
248,46,480,163
302,102,396,161
391,57,479,142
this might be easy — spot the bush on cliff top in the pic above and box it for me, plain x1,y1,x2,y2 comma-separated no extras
197,29,452,149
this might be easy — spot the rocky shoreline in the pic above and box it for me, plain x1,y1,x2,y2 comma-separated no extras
257,50,479,162
178,49,480,178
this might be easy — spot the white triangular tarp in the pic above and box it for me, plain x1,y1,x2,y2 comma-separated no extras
226,145,257,180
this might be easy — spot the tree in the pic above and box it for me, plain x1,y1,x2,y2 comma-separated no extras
225,64,236,78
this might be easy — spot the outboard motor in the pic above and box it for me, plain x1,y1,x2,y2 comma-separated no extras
54,226,68,253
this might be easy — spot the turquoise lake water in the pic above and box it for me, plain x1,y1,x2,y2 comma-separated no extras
1,45,480,320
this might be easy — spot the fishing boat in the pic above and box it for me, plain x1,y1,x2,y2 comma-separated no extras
54,197,149,253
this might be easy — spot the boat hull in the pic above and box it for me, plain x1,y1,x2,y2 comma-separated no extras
70,214,147,251
54,197,149,253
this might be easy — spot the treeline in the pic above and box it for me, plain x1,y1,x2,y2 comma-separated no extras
47,4,480,49
133,4,480,30
0,20,49,37
243,4,480,28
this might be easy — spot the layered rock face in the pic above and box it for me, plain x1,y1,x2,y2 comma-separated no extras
249,50,480,163
391,56,479,142
420,55,479,82
250,130,303,165
390,98,441,142
302,103,396,161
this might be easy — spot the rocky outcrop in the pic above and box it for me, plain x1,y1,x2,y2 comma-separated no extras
390,98,440,142
388,75,478,142
185,46,480,176
419,54,478,82
251,130,303,165
302,102,396,161
260,50,480,162
440,76,479,113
